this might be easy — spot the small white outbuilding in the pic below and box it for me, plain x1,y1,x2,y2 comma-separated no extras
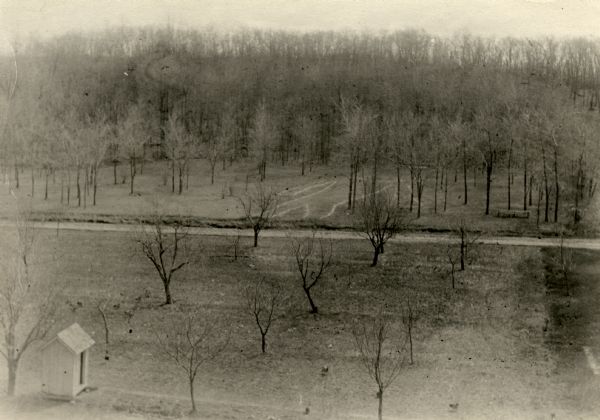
41,323,94,399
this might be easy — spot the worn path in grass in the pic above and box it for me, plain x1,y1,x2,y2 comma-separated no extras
3,219,600,250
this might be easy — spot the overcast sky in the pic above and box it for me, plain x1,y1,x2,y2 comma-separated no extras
1,0,599,44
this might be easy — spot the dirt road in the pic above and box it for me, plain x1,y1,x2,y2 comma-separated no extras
2,219,599,250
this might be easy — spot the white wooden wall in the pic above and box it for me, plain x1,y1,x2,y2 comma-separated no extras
41,341,77,398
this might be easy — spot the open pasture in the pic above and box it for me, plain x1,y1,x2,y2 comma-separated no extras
0,227,591,419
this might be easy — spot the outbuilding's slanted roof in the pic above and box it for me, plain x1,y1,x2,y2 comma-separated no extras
53,323,95,354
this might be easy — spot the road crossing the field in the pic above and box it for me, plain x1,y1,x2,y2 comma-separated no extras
2,219,600,250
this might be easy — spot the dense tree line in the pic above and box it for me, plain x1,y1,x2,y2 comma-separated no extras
0,27,599,221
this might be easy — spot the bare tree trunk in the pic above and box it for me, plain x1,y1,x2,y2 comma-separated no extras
211,163,216,185
409,168,414,212
30,167,35,197
163,161,169,186
554,145,559,223
462,136,468,205
507,138,513,210
76,166,81,207
188,376,197,413
261,332,267,353
186,163,190,190
14,163,19,189
371,151,378,201
523,159,527,211
361,165,367,207
352,159,358,211
6,359,17,396
396,164,401,207
444,166,448,212
407,318,413,364
371,246,381,267
130,157,136,195
542,147,549,223
460,228,466,271
529,175,534,206
377,390,383,420
416,175,424,219
113,161,118,185
67,169,71,205
178,166,183,195
348,161,354,210
434,165,439,214
93,165,98,206
83,167,88,209
303,287,318,314
171,159,175,193
537,184,542,227
97,304,110,360
485,163,492,215
44,169,49,200
163,281,172,305
60,171,64,204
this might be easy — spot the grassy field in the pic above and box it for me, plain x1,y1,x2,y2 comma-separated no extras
1,158,596,236
1,227,596,419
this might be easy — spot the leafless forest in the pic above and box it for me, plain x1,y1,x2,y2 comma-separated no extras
1,25,600,420
0,29,599,219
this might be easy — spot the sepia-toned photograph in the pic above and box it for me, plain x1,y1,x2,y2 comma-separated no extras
1,1,600,419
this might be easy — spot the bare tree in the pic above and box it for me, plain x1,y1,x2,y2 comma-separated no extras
136,216,190,305
340,98,374,211
250,101,277,182
244,277,285,353
474,111,500,216
0,202,58,396
557,229,574,296
238,183,278,247
207,110,236,184
352,310,407,420
166,113,194,194
289,233,333,314
449,118,469,206
96,293,119,361
154,308,228,414
118,106,146,195
386,113,408,208
356,191,404,267
454,218,480,270
80,115,110,206
225,230,242,262
401,295,419,365
294,114,318,176
446,244,459,289
446,218,480,288
106,141,120,185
